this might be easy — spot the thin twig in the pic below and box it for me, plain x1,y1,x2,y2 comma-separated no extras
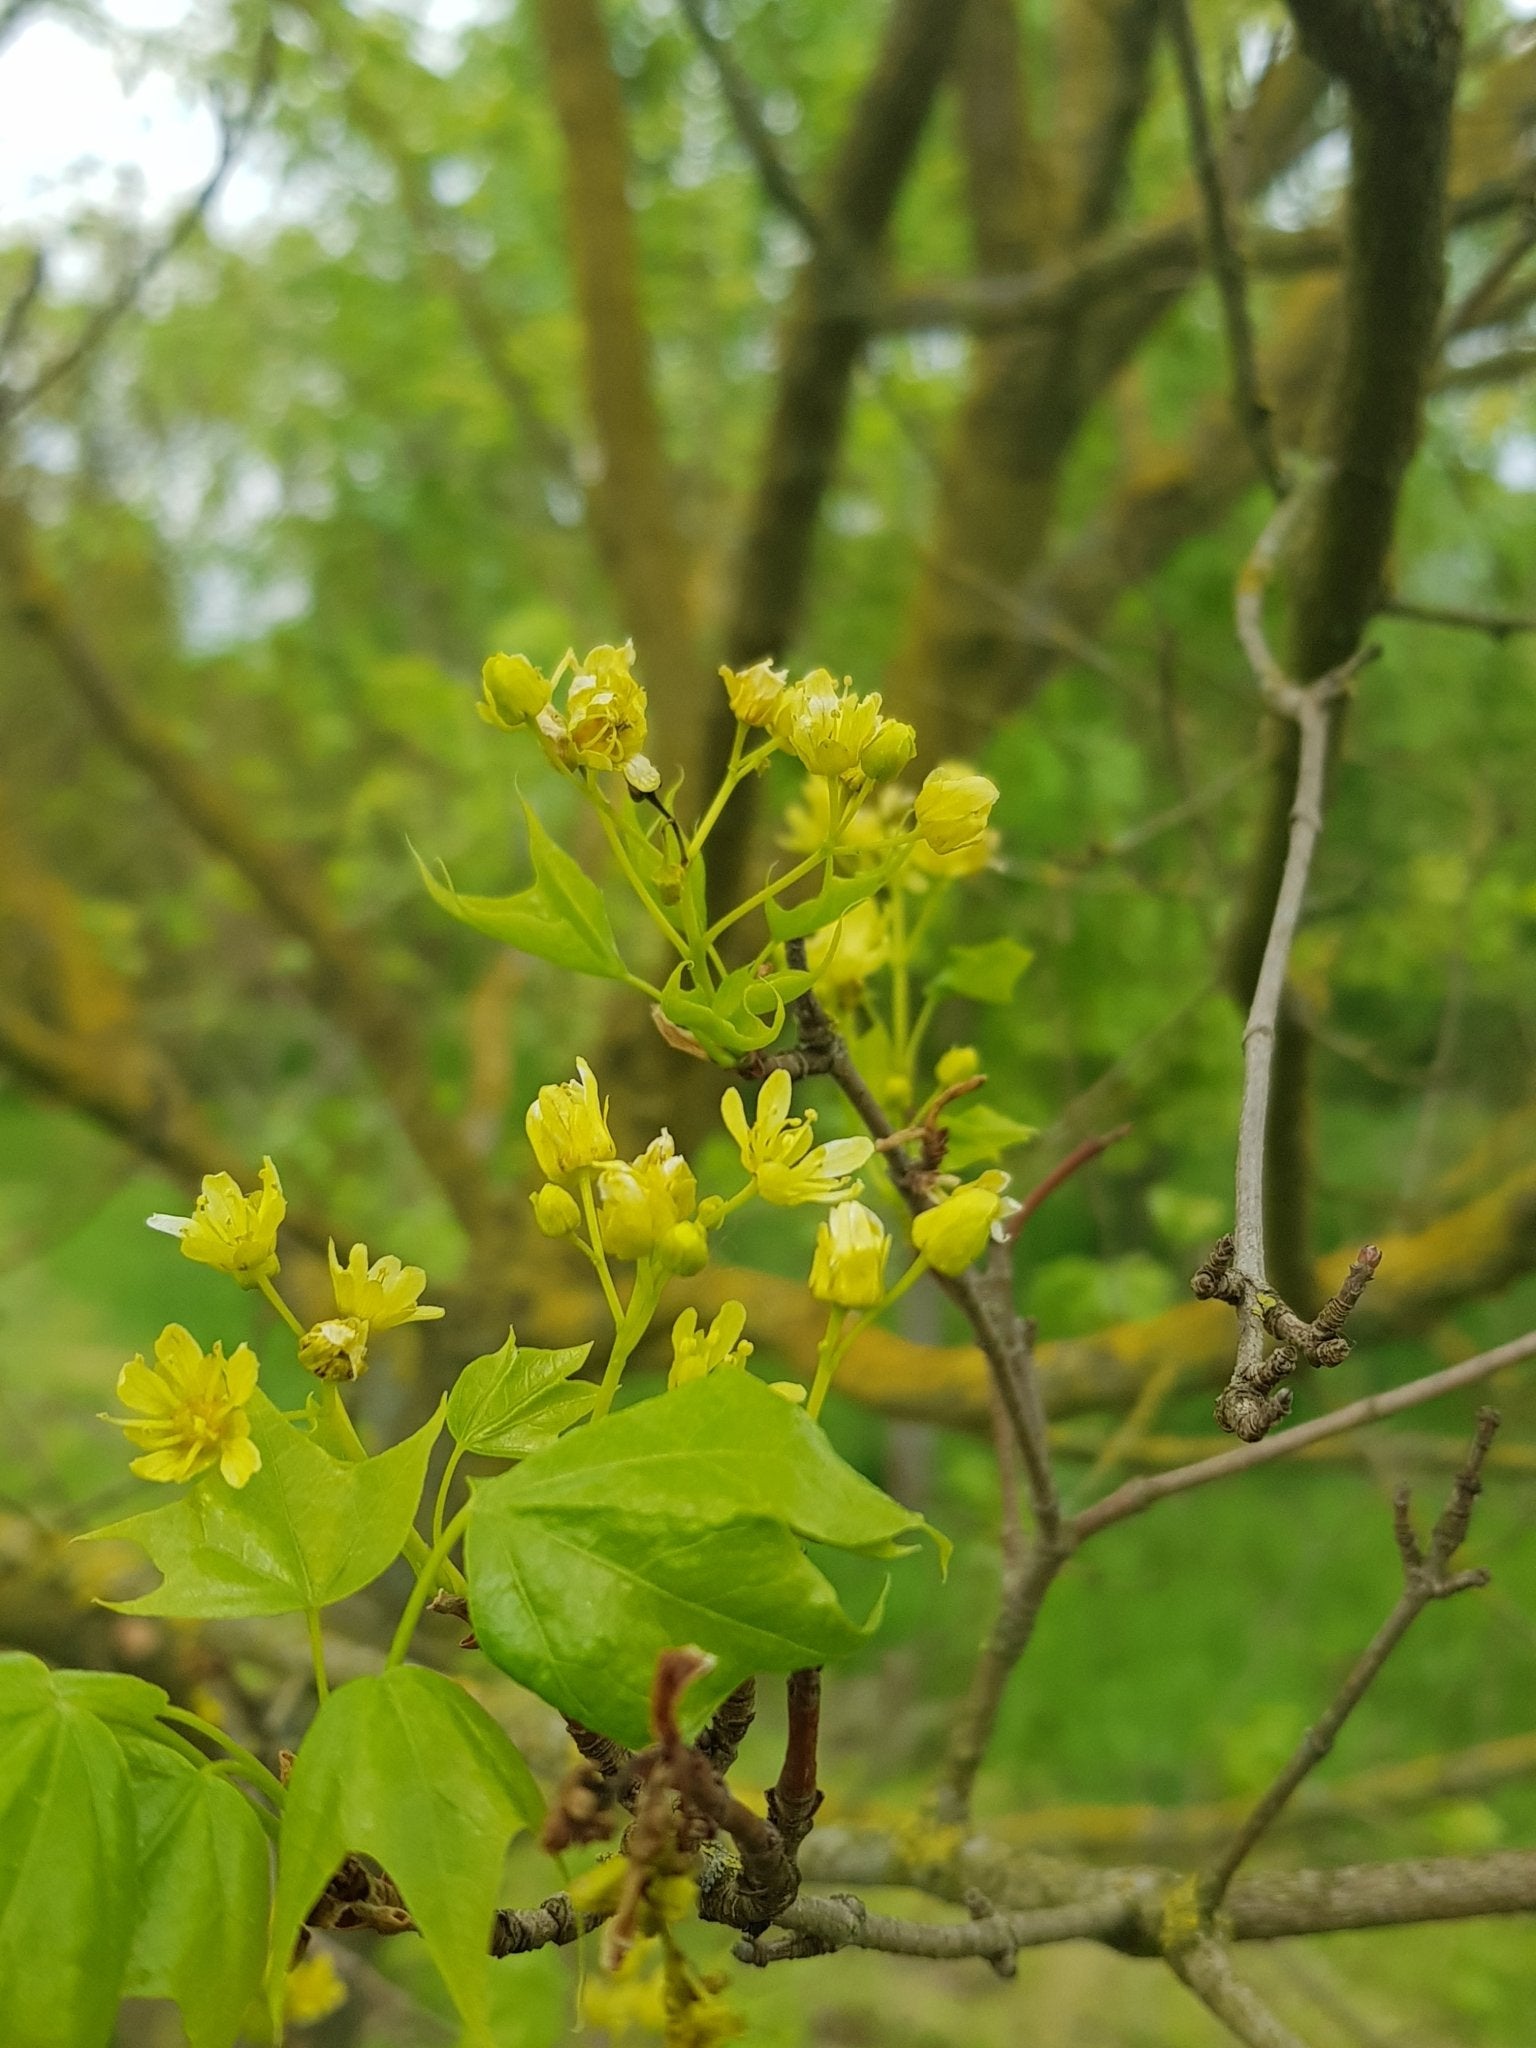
733,1888,1129,1967
673,0,821,244
1169,1934,1313,2048
0,28,277,427
1379,595,1536,639
1076,1327,1536,1538
767,1668,823,1858
1200,1411,1498,1914
1162,0,1286,497
1003,1124,1132,1238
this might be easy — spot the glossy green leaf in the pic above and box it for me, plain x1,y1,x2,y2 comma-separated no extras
82,1391,441,1619
466,1372,947,1747
941,1102,1039,1171
414,801,632,981
934,936,1035,1005
659,963,777,1058
0,1653,137,2048
765,857,897,944
119,1738,270,2048
446,1329,596,1456
268,1665,543,2045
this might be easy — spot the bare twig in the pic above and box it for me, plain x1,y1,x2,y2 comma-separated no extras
734,1888,1130,1967
1003,1124,1132,1238
1379,595,1536,639
674,0,821,243
1162,0,1286,496
1200,1411,1498,1913
1216,490,1380,1440
1076,1328,1536,1539
696,1678,757,1777
0,28,277,427
1169,1934,1312,2048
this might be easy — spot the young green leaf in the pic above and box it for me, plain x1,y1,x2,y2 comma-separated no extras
81,1391,441,1619
466,1372,947,1747
933,936,1035,1005
413,802,633,982
940,1102,1039,1171
764,857,898,945
0,1653,137,2048
268,1666,544,2046
446,1329,596,1456
119,1739,270,2048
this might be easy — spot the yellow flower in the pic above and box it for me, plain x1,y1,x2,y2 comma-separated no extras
911,1171,1020,1276
772,670,886,778
809,1200,891,1309
329,1241,445,1331
297,1314,370,1383
147,1158,285,1289
531,1183,583,1238
859,719,916,783
779,775,892,861
478,651,551,730
283,1949,348,2027
104,1324,262,1489
720,658,788,729
913,763,999,856
561,641,661,793
909,827,999,883
669,1302,753,1388
719,1069,873,1206
527,1057,616,1181
598,1131,698,1261
578,1943,669,2036
806,898,890,1006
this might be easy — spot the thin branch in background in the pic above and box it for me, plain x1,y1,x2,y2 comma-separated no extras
1003,1123,1132,1239
1378,595,1536,639
1162,0,1287,496
1169,1934,1312,2048
0,26,277,427
1075,1327,1536,1539
1440,192,1536,339
674,0,822,244
1213,488,1380,1441
1200,1410,1499,1914
0,248,44,368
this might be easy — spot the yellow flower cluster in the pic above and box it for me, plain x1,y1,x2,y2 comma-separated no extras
720,1070,873,1206
911,1171,1020,1276
668,1301,753,1386
809,1200,891,1309
147,1158,285,1288
104,1324,262,1489
298,1241,446,1383
282,1950,348,2027
480,641,660,793
526,1057,616,1181
598,1132,706,1272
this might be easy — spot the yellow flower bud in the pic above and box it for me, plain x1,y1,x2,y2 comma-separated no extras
531,1183,583,1238
720,658,788,729
478,652,551,730
298,1315,370,1383
147,1157,285,1290
657,1220,709,1275
768,1381,808,1405
772,670,885,778
597,1131,697,1260
911,1172,1020,1276
914,763,1000,856
859,719,917,783
696,1194,727,1230
809,1200,891,1309
668,1302,753,1387
526,1057,616,1181
935,1045,981,1087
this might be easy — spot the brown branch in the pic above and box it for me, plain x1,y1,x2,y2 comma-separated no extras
1162,0,1286,496
1169,1935,1312,2048
673,0,821,243
1076,1327,1536,1539
1200,1412,1498,1914
0,499,503,1247
0,28,276,427
696,1679,757,1777
766,1668,823,1859
1004,1123,1132,1238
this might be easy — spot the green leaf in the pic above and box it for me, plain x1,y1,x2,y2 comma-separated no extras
119,1739,270,2048
82,1391,441,1619
659,964,777,1059
765,857,895,944
934,936,1035,1005
447,1329,597,1457
467,1373,946,1747
941,1102,1039,1172
268,1666,543,2046
0,1653,137,2048
413,800,632,981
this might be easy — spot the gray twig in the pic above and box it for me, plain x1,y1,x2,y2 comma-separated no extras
1169,1934,1313,2048
673,0,821,244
